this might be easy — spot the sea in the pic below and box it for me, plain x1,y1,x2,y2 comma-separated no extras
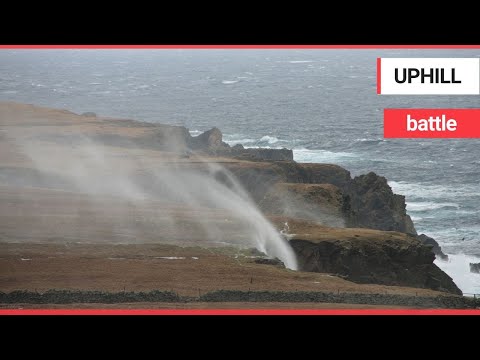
0,49,479,294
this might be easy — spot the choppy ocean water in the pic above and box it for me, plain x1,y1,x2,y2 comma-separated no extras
1,49,479,293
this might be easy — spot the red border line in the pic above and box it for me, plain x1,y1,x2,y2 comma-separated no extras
377,57,381,94
1,43,478,315
0,309,479,315
1,45,480,49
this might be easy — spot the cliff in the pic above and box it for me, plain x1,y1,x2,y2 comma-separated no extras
222,160,416,235
344,172,417,234
417,234,448,260
270,218,461,295
0,102,459,296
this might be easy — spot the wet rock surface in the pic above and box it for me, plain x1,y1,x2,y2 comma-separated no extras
470,263,480,274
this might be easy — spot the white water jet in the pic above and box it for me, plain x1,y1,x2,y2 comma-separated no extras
11,129,298,270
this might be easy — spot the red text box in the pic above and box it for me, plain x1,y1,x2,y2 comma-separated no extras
384,109,480,138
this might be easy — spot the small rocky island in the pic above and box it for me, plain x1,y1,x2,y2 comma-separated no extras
470,263,480,274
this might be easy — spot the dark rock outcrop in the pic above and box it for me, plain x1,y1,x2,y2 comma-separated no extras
189,127,226,150
417,234,448,260
285,226,461,295
231,147,293,161
187,127,293,161
343,172,417,234
470,263,480,274
253,257,285,268
299,163,352,189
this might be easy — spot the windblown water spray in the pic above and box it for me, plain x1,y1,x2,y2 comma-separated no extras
13,130,298,270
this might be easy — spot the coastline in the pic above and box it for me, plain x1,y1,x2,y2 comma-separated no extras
0,101,477,307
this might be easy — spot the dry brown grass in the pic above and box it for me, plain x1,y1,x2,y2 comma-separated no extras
269,216,417,244
0,242,445,298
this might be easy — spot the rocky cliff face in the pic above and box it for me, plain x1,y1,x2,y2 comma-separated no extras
417,234,448,260
224,160,416,235
188,127,225,150
269,218,461,295
343,172,417,234
290,238,461,295
228,147,293,161
298,163,352,189
470,263,480,274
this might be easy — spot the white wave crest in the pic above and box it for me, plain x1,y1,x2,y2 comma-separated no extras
435,253,480,294
410,216,423,222
406,202,460,212
260,135,279,144
189,130,203,136
354,138,385,143
389,181,475,201
224,137,256,146
293,148,358,163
